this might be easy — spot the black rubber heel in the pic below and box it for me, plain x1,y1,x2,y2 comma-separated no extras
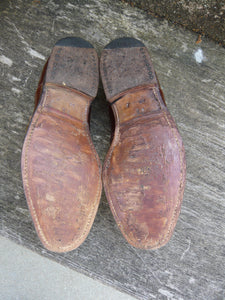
55,37,94,48
104,37,145,49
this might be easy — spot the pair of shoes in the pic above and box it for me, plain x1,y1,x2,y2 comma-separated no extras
21,37,186,252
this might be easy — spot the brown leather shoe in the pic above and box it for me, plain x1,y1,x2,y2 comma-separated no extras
100,37,186,249
21,37,102,252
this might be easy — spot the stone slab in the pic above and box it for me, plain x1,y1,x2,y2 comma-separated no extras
0,236,136,300
121,0,225,46
0,0,225,299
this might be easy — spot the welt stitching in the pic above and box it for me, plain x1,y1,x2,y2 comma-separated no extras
80,108,102,241
160,112,184,246
24,95,50,247
80,96,102,239
152,89,184,247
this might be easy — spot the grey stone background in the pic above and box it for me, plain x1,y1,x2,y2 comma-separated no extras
122,0,225,46
0,0,225,299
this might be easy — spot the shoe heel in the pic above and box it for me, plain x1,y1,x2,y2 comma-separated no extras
45,37,99,98
100,37,157,102
36,37,99,122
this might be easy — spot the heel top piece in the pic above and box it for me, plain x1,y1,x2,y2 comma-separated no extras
55,37,94,48
104,37,145,49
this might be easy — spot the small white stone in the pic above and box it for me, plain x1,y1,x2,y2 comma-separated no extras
158,288,175,299
0,55,13,67
27,48,45,60
194,48,206,64
11,88,22,94
11,75,21,82
189,277,196,284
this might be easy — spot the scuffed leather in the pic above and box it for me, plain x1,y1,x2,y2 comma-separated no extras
103,87,186,249
22,85,102,252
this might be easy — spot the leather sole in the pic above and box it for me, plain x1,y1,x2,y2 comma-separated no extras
21,37,102,252
100,37,186,250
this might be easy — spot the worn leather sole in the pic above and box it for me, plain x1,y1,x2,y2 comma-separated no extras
21,37,102,252
100,37,186,249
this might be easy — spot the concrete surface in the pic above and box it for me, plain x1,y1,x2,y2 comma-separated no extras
121,0,225,45
0,0,225,299
0,235,136,300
